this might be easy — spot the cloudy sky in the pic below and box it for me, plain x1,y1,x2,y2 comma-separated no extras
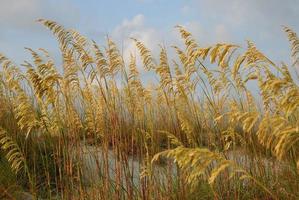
0,0,299,68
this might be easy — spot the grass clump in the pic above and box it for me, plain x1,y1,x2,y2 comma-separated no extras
0,19,298,199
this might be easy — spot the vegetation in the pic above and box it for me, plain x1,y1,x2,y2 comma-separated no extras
0,19,298,199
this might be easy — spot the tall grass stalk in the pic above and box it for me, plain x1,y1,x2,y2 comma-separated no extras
0,20,298,199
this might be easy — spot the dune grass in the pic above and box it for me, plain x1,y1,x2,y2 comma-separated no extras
0,20,298,199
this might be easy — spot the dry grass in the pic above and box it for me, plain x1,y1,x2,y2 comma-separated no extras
0,19,298,199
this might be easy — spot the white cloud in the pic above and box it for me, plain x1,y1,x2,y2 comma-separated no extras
109,14,233,72
111,14,162,69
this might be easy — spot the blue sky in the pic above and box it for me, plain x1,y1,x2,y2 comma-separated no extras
0,0,299,69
